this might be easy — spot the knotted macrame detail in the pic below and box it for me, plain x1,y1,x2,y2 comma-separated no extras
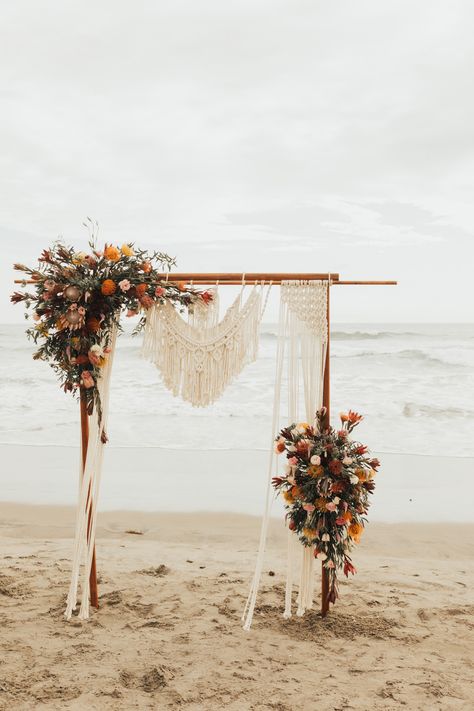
142,285,271,407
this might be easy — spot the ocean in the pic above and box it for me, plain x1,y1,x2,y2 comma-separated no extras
1,322,473,457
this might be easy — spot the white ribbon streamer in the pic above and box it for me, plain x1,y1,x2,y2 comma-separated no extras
242,281,328,630
65,325,118,620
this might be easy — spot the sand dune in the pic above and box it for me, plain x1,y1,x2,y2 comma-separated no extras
0,504,473,710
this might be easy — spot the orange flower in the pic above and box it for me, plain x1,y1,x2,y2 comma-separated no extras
104,245,121,262
347,410,363,424
308,465,323,478
86,317,101,333
348,522,364,543
177,281,187,291
139,294,154,310
282,490,294,504
302,527,318,541
291,485,303,500
136,283,148,296
316,497,328,512
355,468,368,482
141,261,152,273
101,279,116,296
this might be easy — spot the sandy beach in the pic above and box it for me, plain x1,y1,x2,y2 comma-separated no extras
1,503,473,710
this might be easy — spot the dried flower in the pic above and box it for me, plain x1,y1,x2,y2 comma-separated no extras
120,244,134,257
104,245,121,262
81,370,95,389
118,279,131,292
139,294,154,309
101,279,116,296
86,317,101,333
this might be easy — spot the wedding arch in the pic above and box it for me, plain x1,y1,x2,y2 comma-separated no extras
12,236,396,625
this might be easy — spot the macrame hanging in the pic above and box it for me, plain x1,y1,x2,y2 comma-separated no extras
142,283,271,407
65,325,118,620
242,280,328,630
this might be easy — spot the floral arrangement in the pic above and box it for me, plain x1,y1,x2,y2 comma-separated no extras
272,409,380,604
11,222,212,424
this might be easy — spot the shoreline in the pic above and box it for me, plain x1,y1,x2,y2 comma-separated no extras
1,444,473,522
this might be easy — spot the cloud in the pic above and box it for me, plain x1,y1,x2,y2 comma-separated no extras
1,1,473,322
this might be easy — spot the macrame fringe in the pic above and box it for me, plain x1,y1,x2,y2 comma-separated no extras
64,326,118,620
142,285,271,407
242,281,328,630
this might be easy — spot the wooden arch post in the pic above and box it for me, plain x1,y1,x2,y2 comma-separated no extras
321,281,331,617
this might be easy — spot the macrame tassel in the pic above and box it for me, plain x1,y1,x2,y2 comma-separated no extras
143,285,271,407
296,546,315,615
283,527,294,618
65,326,118,620
242,281,328,630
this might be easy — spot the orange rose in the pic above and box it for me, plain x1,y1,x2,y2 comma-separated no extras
141,262,152,273
101,279,116,296
136,283,147,296
104,245,121,262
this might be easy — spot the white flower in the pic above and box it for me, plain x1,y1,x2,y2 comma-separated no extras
316,552,327,561
333,496,340,505
287,445,297,452
310,455,321,465
89,344,104,357
343,456,353,465
321,533,330,542
350,475,359,485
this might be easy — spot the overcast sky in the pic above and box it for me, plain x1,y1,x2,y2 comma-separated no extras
1,0,473,323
